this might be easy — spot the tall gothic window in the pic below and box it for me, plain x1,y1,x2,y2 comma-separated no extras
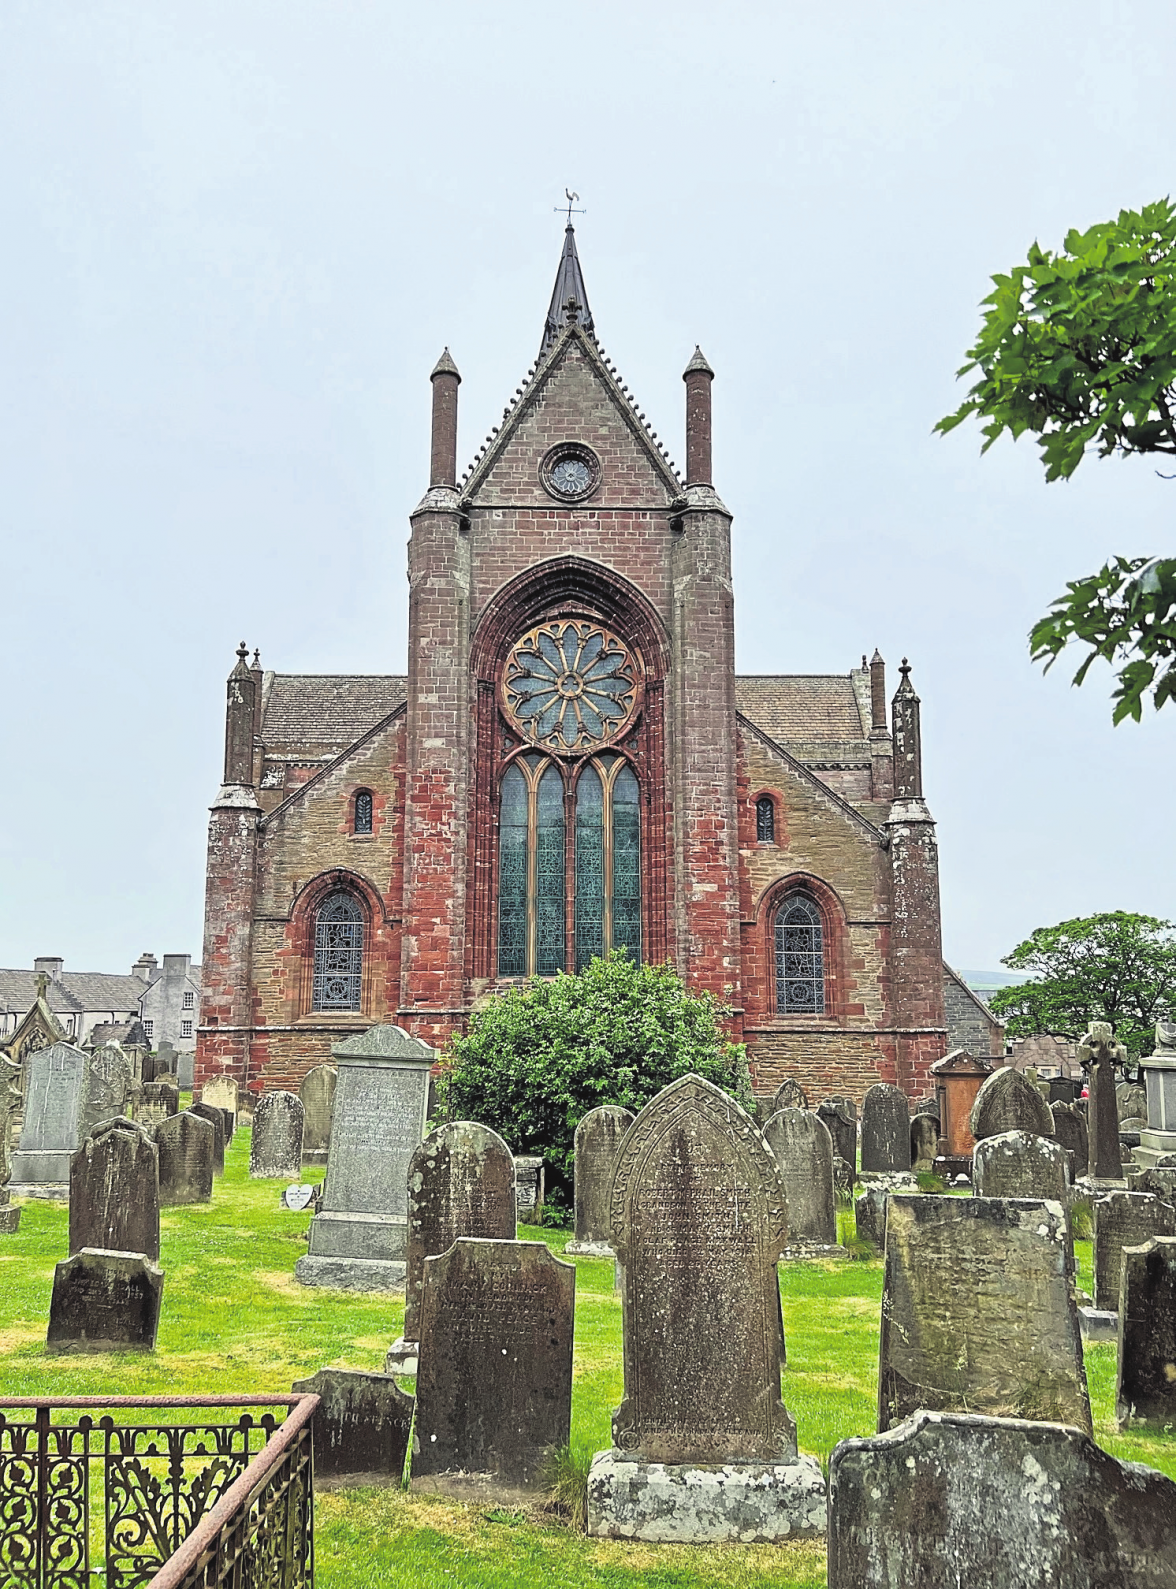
313,892,364,1010
354,790,373,834
775,894,824,1015
756,795,776,843
497,752,641,978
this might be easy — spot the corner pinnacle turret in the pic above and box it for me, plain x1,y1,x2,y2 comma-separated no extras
541,224,595,355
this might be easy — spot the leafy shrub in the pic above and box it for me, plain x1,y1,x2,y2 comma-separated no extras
438,951,751,1201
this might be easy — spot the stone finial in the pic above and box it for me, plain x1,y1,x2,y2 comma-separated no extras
683,347,715,487
684,345,714,378
430,347,461,383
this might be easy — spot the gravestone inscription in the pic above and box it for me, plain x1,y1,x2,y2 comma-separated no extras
972,1130,1069,1204
763,1107,836,1248
11,1043,89,1185
861,1084,910,1174
46,1249,164,1353
249,1091,304,1179
290,1368,414,1482
188,1102,226,1174
136,1082,179,1125
69,1119,160,1261
83,1046,134,1135
1093,1190,1176,1312
567,1106,634,1255
1116,1235,1176,1430
156,1111,214,1206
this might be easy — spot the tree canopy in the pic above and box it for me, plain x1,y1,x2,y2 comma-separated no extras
987,911,1176,1059
937,199,1176,721
437,951,751,1210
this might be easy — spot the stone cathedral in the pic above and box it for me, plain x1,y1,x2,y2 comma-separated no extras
196,225,998,1104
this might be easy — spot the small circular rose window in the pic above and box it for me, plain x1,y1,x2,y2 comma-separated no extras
540,442,600,502
502,621,639,751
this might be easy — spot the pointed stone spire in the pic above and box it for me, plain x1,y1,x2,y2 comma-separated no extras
891,659,923,799
541,225,595,355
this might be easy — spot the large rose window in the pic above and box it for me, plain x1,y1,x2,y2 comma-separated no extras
502,621,638,751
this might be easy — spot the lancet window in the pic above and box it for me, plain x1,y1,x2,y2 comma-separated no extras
354,790,373,834
774,893,825,1015
312,892,364,1010
756,796,776,843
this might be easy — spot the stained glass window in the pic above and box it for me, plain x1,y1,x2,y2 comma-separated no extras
503,621,637,752
313,892,364,1011
498,764,528,977
611,762,642,961
574,764,605,970
536,765,567,976
355,790,373,834
756,796,775,844
775,895,824,1015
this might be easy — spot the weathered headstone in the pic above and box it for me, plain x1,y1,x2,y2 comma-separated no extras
11,1043,89,1186
156,1111,215,1205
413,1238,574,1493
969,1065,1053,1141
567,1105,634,1255
832,1155,854,1202
46,1249,164,1353
772,1078,810,1113
399,1121,517,1349
83,1045,135,1135
175,1047,194,1091
218,1106,234,1146
0,1055,21,1234
69,1119,160,1261
588,1074,824,1544
973,1130,1069,1204
136,1082,179,1126
188,1101,226,1175
1081,1021,1125,1183
1093,1190,1176,1312
860,1083,911,1174
296,1025,433,1290
514,1155,545,1218
203,1075,239,1121
1051,1101,1089,1178
299,1065,336,1165
1049,1075,1078,1105
763,1107,836,1249
827,1409,1176,1589
854,1184,888,1249
817,1096,857,1179
1116,1235,1176,1430
1117,1081,1147,1124
910,1114,939,1172
291,1368,414,1482
249,1091,304,1179
878,1195,1091,1434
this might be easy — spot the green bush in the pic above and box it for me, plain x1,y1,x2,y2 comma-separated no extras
438,951,750,1199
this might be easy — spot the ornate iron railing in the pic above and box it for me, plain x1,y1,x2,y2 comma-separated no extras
0,1394,317,1589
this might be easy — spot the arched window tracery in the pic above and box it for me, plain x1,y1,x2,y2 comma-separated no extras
756,795,776,844
774,893,825,1015
312,892,364,1011
354,790,373,834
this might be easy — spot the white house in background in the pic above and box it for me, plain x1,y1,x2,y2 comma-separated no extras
138,955,202,1052
0,952,202,1053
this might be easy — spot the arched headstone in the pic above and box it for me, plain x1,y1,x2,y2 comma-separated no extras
568,1105,634,1255
763,1108,836,1247
969,1065,1054,1142
249,1091,304,1179
861,1084,911,1174
69,1118,159,1260
773,1078,810,1113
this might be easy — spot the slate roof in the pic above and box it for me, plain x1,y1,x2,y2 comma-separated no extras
260,674,408,749
735,675,869,746
0,969,147,1015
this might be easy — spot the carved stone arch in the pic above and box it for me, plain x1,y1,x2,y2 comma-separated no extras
288,869,386,1018
756,871,849,1023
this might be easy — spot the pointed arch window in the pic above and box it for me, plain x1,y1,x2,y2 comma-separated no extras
498,757,567,978
756,796,776,844
354,790,373,834
312,892,364,1011
775,894,825,1015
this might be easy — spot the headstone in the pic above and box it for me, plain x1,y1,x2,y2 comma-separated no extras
763,1107,836,1248
1050,1101,1089,1178
11,1043,89,1186
929,1049,993,1176
860,1083,911,1174
827,1408,1176,1589
1139,1012,1176,1171
46,1249,164,1353
398,1121,517,1349
188,1102,226,1175
1049,1075,1078,1105
0,1055,21,1233
817,1096,857,1179
136,1082,179,1126
910,1114,938,1172
968,1065,1053,1141
589,1076,825,1544
832,1156,854,1202
1092,1190,1176,1312
972,1130,1069,1204
1137,1166,1176,1201
412,1238,574,1492
854,1185,888,1249
1116,1235,1176,1430
1117,1081,1147,1124
299,1065,336,1165
291,1368,414,1482
567,1105,634,1255
772,1078,810,1113
175,1046,194,1091
878,1195,1091,1434
514,1155,545,1218
69,1119,160,1260
249,1091,304,1179
202,1075,239,1122
296,1025,433,1290
219,1106,234,1146
156,1111,214,1205
1080,1022,1125,1183
82,1045,134,1135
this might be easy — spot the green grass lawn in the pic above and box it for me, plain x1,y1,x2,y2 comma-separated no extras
1,1130,1173,1589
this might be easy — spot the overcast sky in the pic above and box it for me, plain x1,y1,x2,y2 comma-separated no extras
2,0,1174,978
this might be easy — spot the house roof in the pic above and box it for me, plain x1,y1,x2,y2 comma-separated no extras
260,674,408,750
0,969,147,1016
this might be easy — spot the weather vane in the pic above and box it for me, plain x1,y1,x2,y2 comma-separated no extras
555,189,586,225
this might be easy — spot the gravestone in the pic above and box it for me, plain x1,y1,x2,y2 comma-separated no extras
203,1075,239,1123
291,1368,414,1482
299,1065,336,1166
763,1107,836,1248
973,1130,1069,1204
46,1249,164,1353
588,1073,825,1544
1116,1235,1176,1430
969,1065,1053,1141
83,1045,134,1135
1093,1190,1176,1312
11,1043,89,1186
1137,1165,1176,1201
1117,1081,1147,1124
827,1409,1176,1589
156,1111,215,1205
1049,1075,1078,1105
282,1183,319,1211
772,1078,810,1113
878,1195,1090,1434
832,1156,854,1202
413,1238,574,1493
1081,1022,1125,1183
249,1091,304,1179
0,1055,21,1234
860,1084,911,1174
567,1105,634,1256
296,1025,433,1290
396,1121,517,1357
854,1184,889,1249
817,1096,857,1179
188,1102,226,1174
514,1155,545,1218
1051,1101,1089,1178
910,1115,939,1172
218,1106,234,1146
137,1082,179,1126
69,1119,160,1261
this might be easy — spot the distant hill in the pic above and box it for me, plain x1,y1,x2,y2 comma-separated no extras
960,968,1029,992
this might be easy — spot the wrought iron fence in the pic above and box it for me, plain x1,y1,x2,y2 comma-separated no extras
0,1394,317,1589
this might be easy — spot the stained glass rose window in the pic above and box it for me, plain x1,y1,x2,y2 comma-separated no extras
502,621,638,751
